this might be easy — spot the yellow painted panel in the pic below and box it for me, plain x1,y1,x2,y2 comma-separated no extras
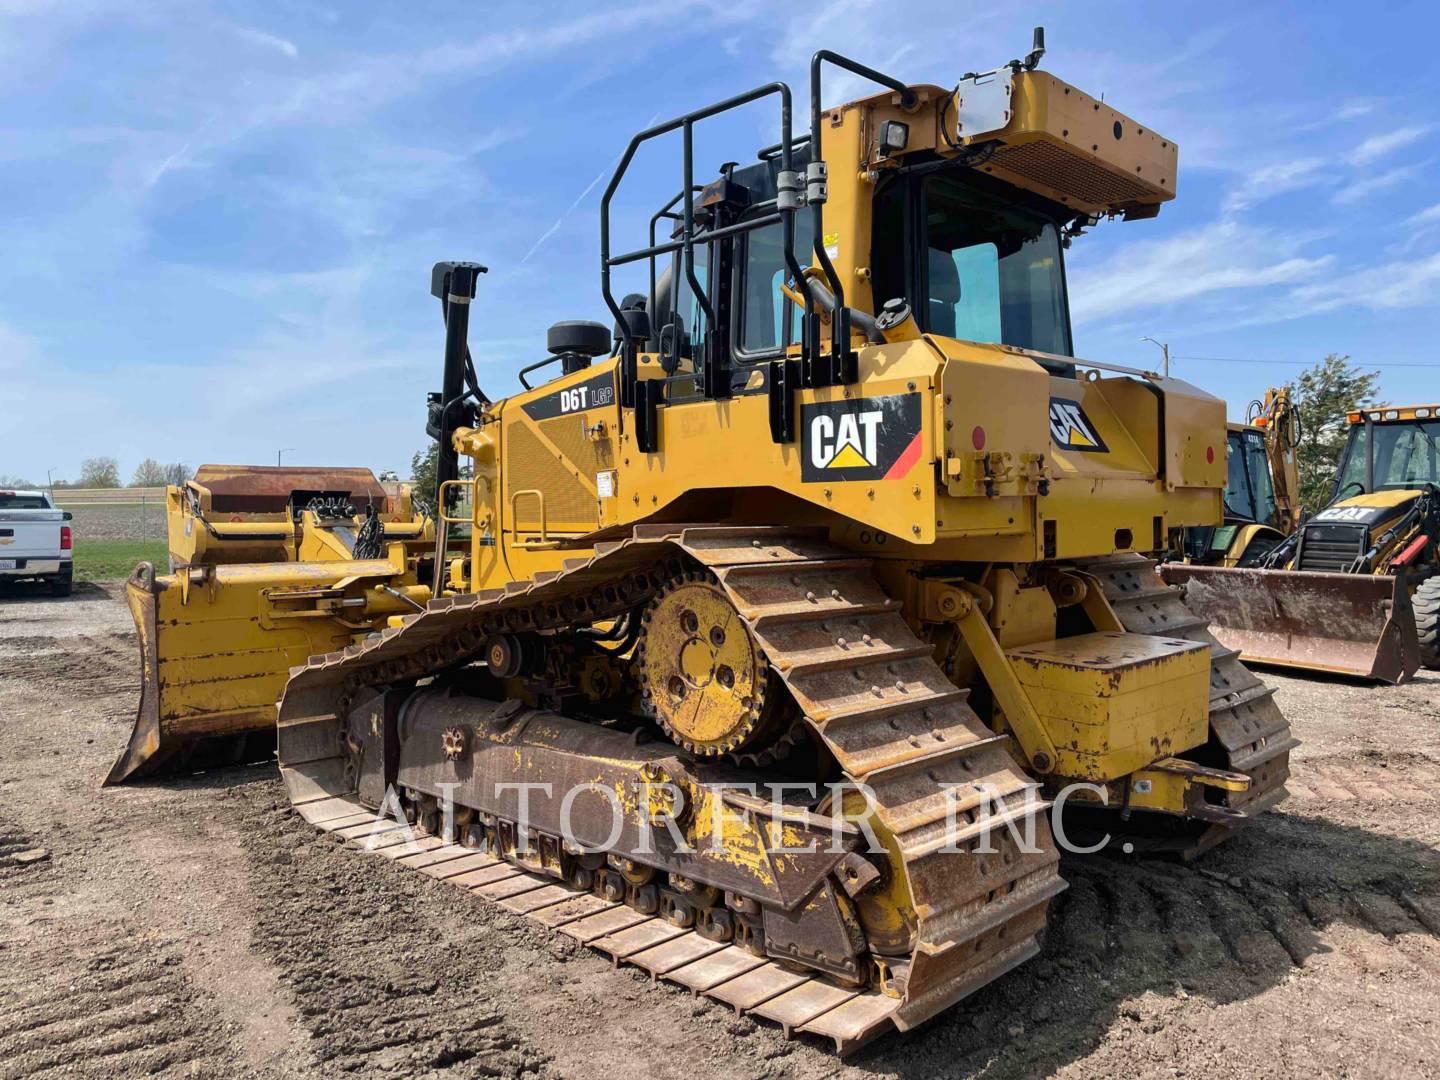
1005,632,1209,780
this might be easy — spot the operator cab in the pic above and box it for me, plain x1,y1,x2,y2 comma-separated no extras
1224,427,1281,528
1333,407,1440,499
648,150,1079,386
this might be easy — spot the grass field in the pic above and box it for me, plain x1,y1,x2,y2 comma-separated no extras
73,538,167,581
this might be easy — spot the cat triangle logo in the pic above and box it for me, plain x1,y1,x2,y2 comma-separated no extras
1048,398,1108,453
827,442,871,468
811,410,882,470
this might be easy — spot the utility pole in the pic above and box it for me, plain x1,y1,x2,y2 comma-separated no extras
1141,336,1170,377
277,448,297,467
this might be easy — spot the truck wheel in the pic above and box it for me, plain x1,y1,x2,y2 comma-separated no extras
1415,577,1440,669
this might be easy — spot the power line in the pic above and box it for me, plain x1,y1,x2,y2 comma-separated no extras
1172,355,1440,369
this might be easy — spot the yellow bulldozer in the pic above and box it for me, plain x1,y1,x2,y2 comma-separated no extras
1175,388,1300,567
1164,404,1440,683
113,31,1295,1050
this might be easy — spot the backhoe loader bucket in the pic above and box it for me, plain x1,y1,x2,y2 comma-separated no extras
108,558,412,785
1159,564,1420,684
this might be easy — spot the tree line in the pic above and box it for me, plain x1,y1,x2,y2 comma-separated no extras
0,458,196,490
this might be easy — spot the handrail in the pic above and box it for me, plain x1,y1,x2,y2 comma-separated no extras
808,51,916,370
437,479,477,524
510,489,548,544
600,81,803,405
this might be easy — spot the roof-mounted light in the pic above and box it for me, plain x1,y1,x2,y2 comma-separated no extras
879,120,909,155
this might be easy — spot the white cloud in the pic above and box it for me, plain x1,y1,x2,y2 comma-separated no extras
1406,203,1440,226
1336,99,1380,121
232,24,298,60
1068,220,1332,324
1352,125,1431,164
1222,157,1327,214
1275,250,1440,319
1332,163,1422,205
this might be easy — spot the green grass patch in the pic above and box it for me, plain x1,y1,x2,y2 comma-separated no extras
73,538,168,581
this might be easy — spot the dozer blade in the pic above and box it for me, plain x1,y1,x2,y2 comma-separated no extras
108,558,405,785
1159,563,1420,685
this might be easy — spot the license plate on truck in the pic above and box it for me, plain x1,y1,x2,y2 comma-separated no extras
0,560,16,570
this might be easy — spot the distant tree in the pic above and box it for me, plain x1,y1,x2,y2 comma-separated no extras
0,474,36,488
163,462,193,486
1289,354,1381,513
411,444,440,510
130,458,167,487
409,443,471,517
79,456,121,489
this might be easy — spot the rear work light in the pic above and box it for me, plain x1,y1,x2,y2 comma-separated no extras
61,525,72,550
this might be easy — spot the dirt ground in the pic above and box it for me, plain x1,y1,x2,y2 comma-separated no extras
2,582,1438,1080
55,503,167,542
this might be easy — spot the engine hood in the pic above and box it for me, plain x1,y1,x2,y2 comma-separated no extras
1308,490,1423,530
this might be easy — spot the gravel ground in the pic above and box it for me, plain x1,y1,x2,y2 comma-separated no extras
2,582,1438,1079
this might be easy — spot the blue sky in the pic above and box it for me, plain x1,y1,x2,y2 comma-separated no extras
3,0,1439,485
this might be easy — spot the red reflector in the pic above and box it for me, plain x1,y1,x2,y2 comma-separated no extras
971,426,986,451
1205,446,1215,464
60,526,72,550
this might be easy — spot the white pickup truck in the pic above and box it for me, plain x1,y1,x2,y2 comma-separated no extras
0,489,73,596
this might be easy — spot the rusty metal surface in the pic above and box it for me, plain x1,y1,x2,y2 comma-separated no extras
193,464,390,514
273,527,1071,1048
1160,563,1420,685
107,557,408,785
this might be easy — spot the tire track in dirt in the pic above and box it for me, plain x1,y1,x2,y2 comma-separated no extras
877,808,1440,1077
227,784,552,1079
0,820,229,1080
0,630,137,706
1285,750,1440,804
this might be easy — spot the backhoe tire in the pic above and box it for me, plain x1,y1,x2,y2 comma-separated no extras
1414,576,1440,669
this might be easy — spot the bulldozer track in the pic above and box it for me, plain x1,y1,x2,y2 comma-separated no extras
1083,556,1297,856
276,526,1065,1053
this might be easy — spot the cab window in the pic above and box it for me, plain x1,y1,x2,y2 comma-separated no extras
873,169,1074,358
737,214,816,357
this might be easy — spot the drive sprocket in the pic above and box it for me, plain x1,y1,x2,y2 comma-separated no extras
635,570,793,762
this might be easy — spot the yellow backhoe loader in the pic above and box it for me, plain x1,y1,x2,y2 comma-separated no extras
1176,388,1300,567
1164,404,1439,684
115,30,1295,1050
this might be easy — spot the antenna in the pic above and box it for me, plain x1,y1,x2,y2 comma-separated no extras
1023,26,1046,70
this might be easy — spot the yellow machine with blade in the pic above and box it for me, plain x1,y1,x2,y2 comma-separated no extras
109,464,434,783
120,30,1296,1050
1165,404,1440,683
